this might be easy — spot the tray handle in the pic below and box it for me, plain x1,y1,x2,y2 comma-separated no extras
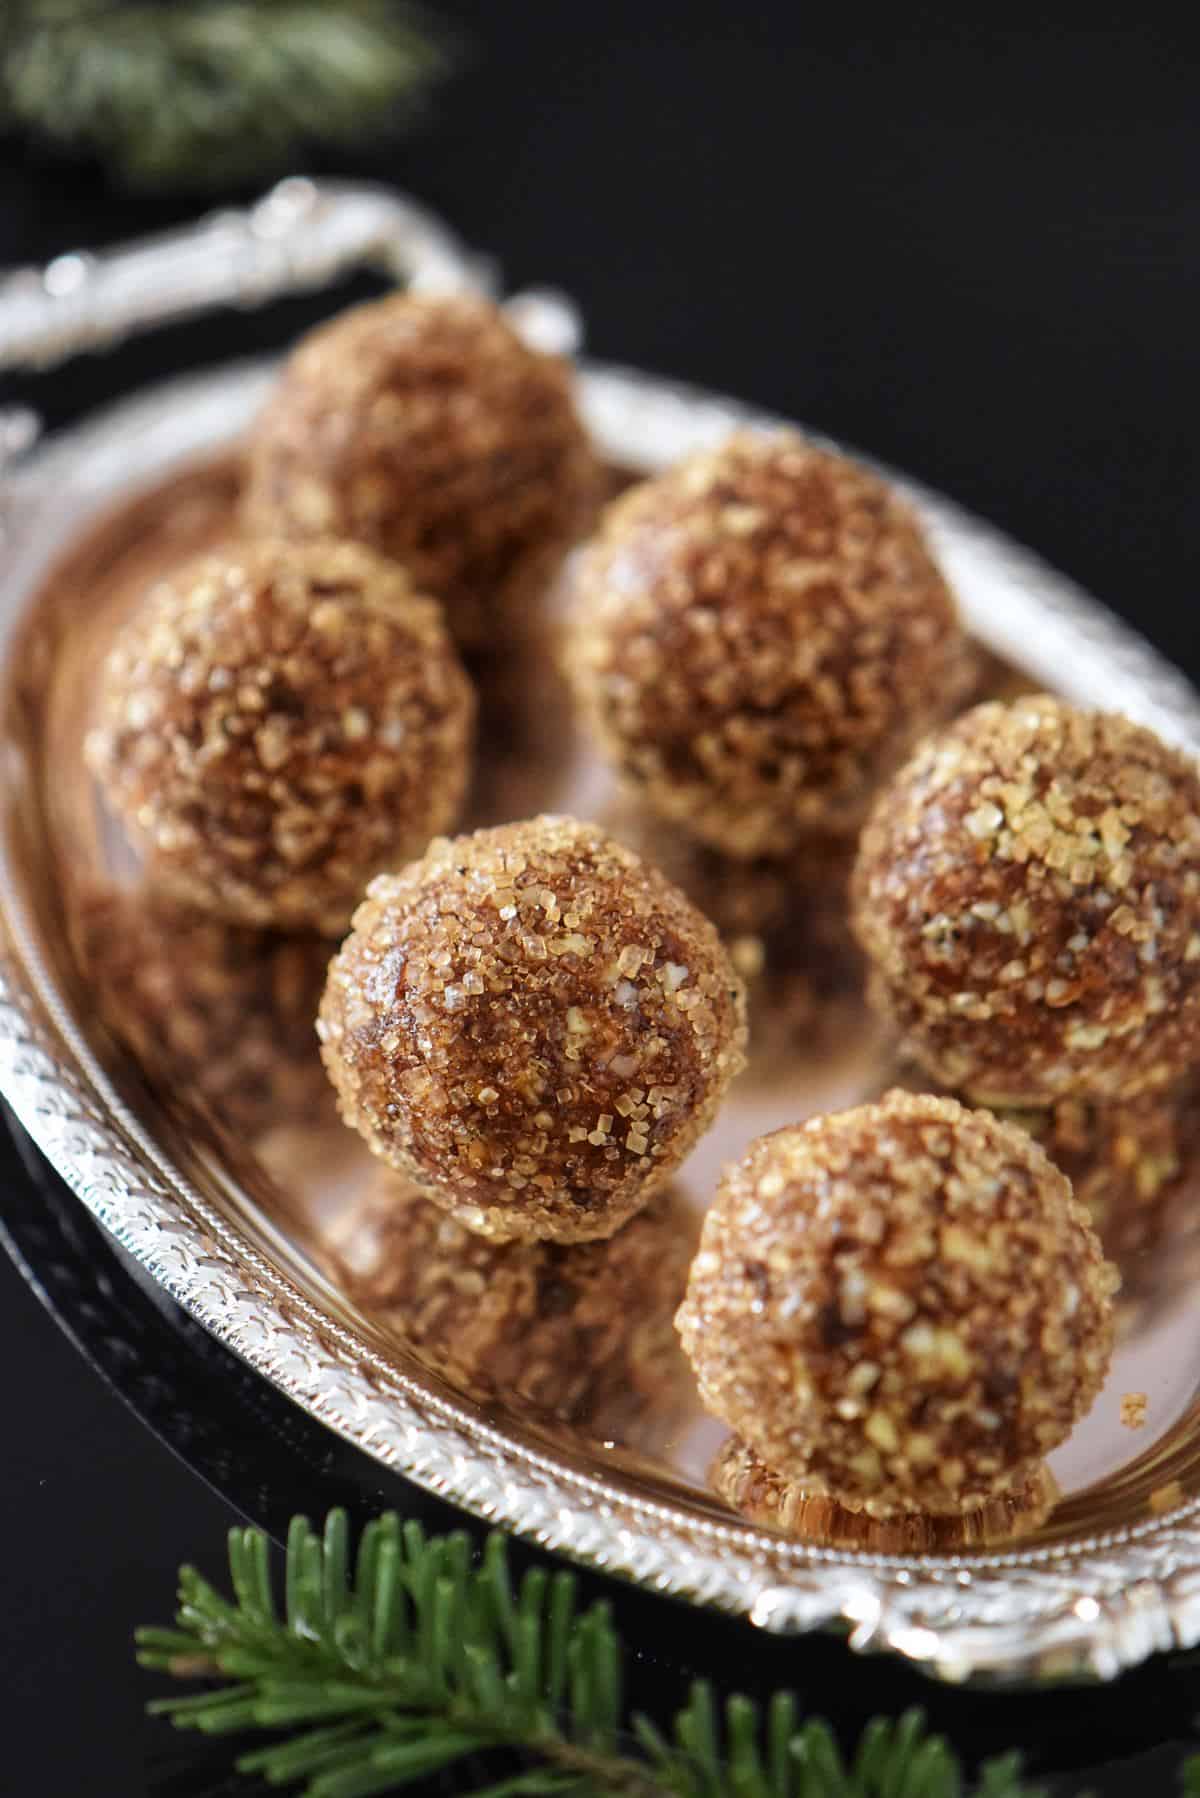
0,177,491,376
0,176,582,482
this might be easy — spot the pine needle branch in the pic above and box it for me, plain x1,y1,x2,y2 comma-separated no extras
137,1507,1055,1797
0,0,449,189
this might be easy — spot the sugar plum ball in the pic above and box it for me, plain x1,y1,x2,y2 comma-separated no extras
85,539,474,934
242,292,599,650
566,430,970,857
853,695,1200,1104
318,816,747,1241
676,1091,1116,1517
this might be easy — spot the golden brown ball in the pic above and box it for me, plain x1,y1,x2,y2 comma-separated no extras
318,816,747,1241
85,539,475,935
242,292,599,649
566,430,970,857
853,695,1200,1104
676,1091,1116,1517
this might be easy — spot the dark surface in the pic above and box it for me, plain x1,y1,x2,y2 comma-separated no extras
3,5,1200,1792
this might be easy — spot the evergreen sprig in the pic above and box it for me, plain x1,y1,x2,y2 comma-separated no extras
1,0,447,188
137,1508,1051,1798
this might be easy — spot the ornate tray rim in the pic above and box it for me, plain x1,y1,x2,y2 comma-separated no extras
5,194,1200,1686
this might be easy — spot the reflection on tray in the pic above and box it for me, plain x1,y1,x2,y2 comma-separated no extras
324,1175,696,1444
70,884,333,1139
1000,1079,1200,1282
711,1436,1059,1550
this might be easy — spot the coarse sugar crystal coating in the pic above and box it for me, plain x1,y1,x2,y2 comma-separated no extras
676,1091,1117,1517
331,1175,695,1428
565,429,971,857
853,695,1200,1104
85,539,475,935
318,816,748,1241
242,292,600,650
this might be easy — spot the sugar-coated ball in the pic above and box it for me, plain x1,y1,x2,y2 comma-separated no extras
86,540,475,934
242,293,599,650
676,1091,1116,1517
853,695,1200,1104
566,430,969,857
318,816,747,1241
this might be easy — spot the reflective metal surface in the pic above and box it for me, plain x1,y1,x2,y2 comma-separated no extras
4,185,1200,1685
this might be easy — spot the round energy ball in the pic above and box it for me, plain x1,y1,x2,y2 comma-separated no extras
86,539,475,935
242,292,599,650
853,695,1200,1104
676,1091,1116,1517
565,430,970,857
332,1176,695,1429
318,816,748,1241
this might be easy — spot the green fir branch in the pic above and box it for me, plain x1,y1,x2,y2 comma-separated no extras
138,1508,1056,1798
0,0,448,188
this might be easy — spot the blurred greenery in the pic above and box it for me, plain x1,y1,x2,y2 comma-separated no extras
0,0,448,189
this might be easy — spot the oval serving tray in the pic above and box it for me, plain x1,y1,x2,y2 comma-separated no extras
4,180,1200,1687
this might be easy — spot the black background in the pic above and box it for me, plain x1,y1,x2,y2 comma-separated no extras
3,4,1200,1792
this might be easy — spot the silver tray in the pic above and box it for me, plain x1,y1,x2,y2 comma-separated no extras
4,179,1200,1687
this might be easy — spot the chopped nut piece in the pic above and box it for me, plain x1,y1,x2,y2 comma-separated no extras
1121,1392,1148,1429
